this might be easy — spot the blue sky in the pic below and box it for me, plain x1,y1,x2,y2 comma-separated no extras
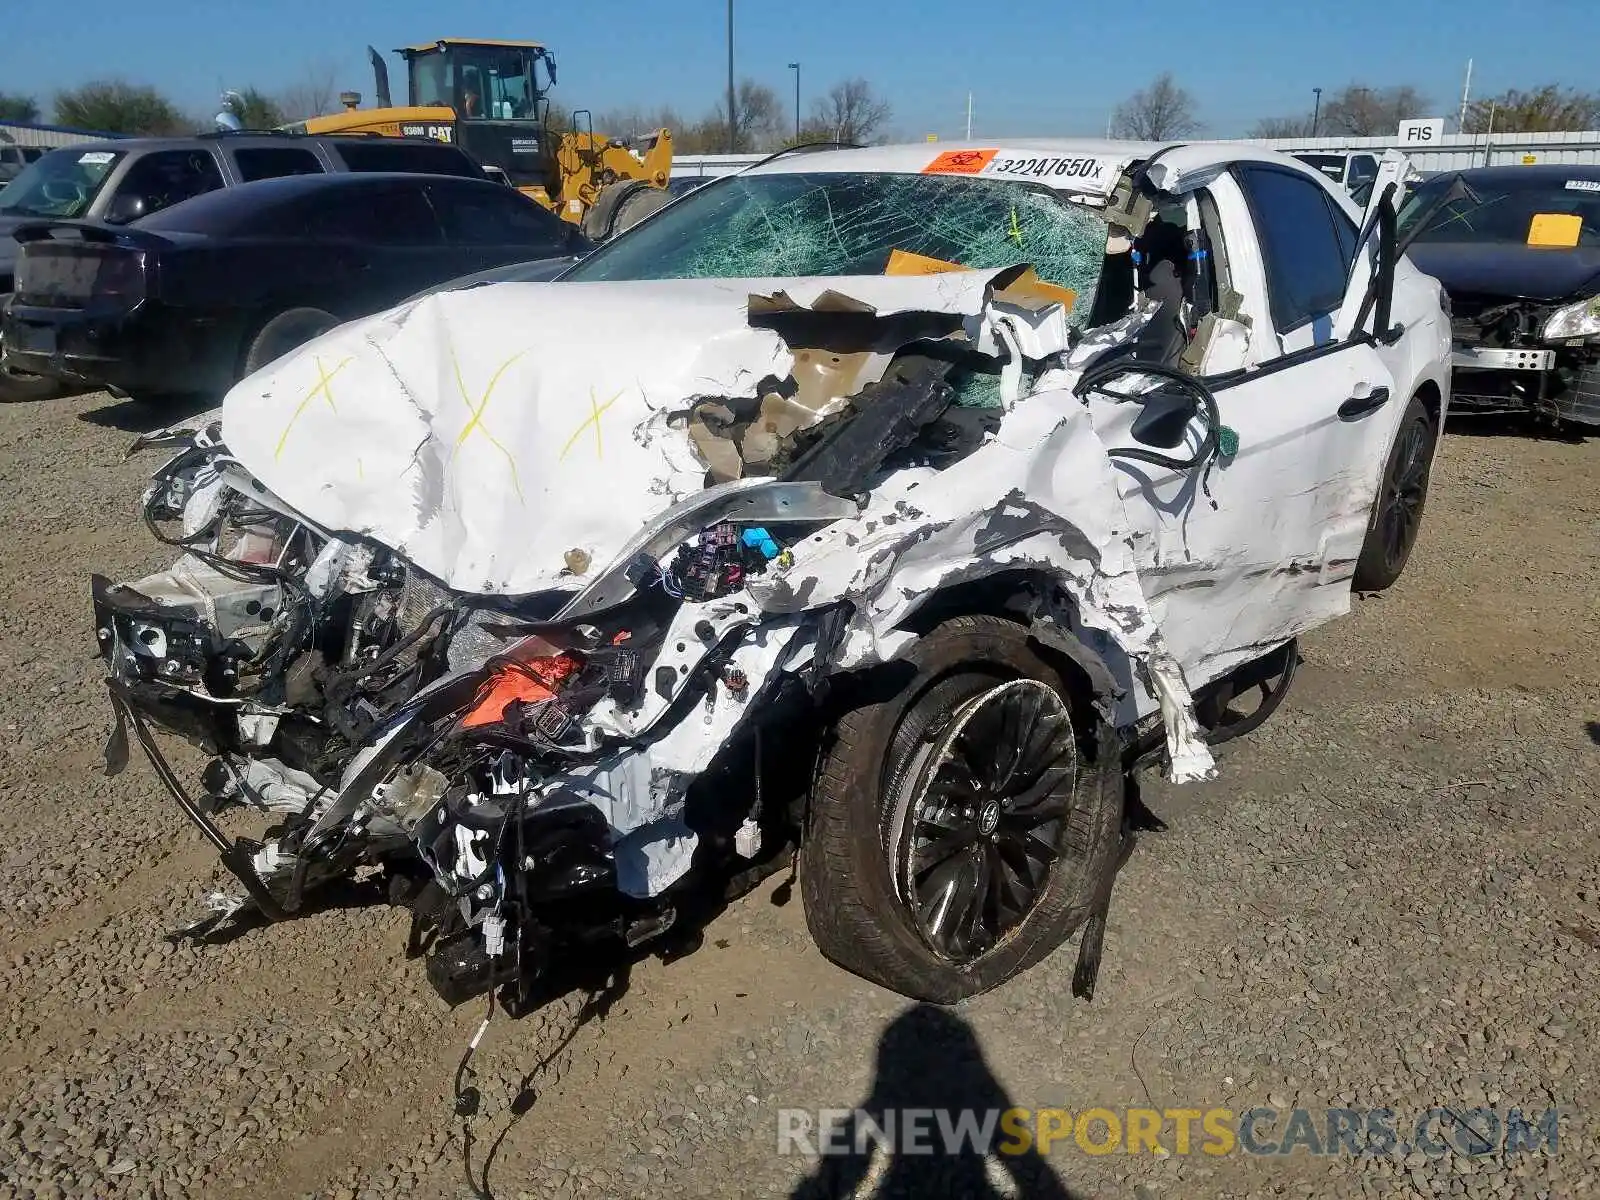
3,0,1598,138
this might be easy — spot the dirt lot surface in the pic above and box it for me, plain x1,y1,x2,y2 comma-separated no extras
0,392,1595,1200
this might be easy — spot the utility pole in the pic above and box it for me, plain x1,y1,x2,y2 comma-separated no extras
726,0,736,153
1311,87,1322,137
966,92,973,139
789,62,800,142
1458,57,1474,132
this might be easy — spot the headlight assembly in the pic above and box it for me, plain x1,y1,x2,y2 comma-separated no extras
1541,295,1600,341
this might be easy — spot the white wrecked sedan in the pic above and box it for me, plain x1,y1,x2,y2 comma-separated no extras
92,140,1450,1006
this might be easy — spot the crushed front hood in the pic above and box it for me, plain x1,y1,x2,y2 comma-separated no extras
220,269,1067,595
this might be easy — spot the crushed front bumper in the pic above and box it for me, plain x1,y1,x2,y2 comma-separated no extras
94,573,291,924
1449,343,1600,426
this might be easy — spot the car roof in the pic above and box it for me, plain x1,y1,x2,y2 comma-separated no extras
134,171,500,232
170,169,490,205
742,138,1345,200
33,132,462,156
1443,163,1600,186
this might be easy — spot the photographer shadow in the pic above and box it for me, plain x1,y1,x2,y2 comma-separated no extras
790,1002,1086,1200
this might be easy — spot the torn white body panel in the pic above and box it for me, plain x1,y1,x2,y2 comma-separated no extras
744,384,1218,782
221,269,1036,597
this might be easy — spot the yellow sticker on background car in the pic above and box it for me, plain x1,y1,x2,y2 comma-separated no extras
1528,213,1583,248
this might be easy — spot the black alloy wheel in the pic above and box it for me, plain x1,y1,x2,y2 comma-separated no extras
1377,413,1431,573
889,678,1077,961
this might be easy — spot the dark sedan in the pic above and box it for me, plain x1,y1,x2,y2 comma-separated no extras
1401,164,1600,427
2,171,591,401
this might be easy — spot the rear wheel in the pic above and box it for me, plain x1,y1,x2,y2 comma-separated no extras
800,615,1123,1003
242,307,339,378
1353,392,1437,591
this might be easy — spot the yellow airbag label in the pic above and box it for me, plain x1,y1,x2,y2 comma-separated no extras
884,250,1077,311
885,248,972,275
1528,213,1582,248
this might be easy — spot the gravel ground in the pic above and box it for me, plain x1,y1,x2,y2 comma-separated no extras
0,392,1595,1200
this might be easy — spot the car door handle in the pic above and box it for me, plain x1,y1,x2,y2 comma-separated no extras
1338,386,1390,420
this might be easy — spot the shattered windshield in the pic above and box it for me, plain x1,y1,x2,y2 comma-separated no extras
1399,175,1600,247
565,170,1107,321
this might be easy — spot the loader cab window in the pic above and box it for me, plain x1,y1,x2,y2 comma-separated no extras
449,46,541,120
412,53,452,109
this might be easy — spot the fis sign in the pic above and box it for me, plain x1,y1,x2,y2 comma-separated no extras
1398,118,1445,145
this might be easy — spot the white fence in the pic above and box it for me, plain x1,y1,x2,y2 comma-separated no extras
674,153,765,178
1244,130,1600,172
675,131,1600,179
0,121,125,149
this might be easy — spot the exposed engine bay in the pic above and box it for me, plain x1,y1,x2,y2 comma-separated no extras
97,426,867,1003
1450,293,1600,426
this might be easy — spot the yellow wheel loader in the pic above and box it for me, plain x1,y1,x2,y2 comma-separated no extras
287,39,674,239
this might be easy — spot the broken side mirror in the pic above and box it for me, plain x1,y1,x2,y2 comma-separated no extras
1333,150,1411,345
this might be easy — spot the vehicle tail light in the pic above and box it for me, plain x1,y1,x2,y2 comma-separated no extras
93,249,147,303
14,244,146,307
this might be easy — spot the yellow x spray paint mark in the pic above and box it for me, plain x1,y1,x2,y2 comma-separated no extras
559,386,625,462
1008,205,1024,248
274,355,353,460
450,347,530,502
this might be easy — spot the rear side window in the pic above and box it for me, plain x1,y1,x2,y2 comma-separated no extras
429,182,571,252
332,140,482,178
291,186,442,245
116,149,225,217
234,146,325,182
1236,165,1353,332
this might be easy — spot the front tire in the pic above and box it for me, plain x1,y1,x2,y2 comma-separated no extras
800,615,1123,1003
607,186,669,236
1353,392,1437,591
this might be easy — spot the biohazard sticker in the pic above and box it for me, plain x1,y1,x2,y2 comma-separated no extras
923,148,999,175
924,148,1117,192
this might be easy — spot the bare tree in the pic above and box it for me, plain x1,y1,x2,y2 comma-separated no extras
707,79,786,153
808,78,892,145
1250,115,1316,138
1110,73,1202,140
276,63,341,123
1320,84,1428,137
592,105,688,140
1464,85,1600,133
